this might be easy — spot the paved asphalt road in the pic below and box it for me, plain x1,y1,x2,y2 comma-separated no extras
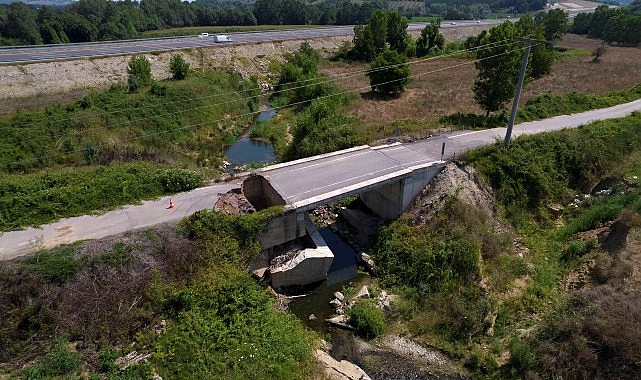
1,98,640,261
0,21,500,65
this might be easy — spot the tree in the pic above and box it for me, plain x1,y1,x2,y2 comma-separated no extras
386,11,410,55
368,10,388,54
536,8,568,41
169,53,189,80
416,19,444,57
127,55,152,91
366,49,410,94
5,2,42,45
352,23,376,60
517,14,553,79
473,21,524,116
571,12,593,34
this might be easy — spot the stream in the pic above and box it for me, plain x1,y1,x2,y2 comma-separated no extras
224,106,277,170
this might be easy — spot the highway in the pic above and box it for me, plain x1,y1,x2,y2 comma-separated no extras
0,21,499,65
1,98,640,261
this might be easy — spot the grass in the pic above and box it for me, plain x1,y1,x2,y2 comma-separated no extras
0,69,259,230
320,34,641,137
0,163,202,231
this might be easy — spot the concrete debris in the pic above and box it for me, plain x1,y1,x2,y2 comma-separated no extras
355,285,370,299
315,349,371,380
116,350,151,371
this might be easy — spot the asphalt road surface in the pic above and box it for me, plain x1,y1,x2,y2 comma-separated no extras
0,21,501,65
2,99,639,261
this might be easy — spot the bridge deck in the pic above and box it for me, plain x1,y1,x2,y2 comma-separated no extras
257,144,440,209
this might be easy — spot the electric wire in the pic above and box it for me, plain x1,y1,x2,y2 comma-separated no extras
1,37,517,134
0,40,544,170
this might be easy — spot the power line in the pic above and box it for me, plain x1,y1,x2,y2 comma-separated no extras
2,38,517,135
0,41,540,170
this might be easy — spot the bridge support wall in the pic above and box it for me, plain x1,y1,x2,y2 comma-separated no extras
360,163,445,219
242,174,285,210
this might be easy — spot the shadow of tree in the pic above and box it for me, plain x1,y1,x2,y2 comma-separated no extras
360,90,403,101
439,112,508,130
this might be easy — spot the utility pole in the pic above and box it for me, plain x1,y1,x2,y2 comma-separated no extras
504,38,532,147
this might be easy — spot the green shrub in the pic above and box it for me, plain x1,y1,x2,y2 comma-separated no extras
508,337,534,374
23,337,83,379
157,168,203,192
347,300,386,339
90,243,134,268
560,239,596,263
466,112,641,221
23,245,83,283
97,348,119,373
180,206,283,260
374,217,480,293
151,265,315,379
127,55,153,91
169,53,189,80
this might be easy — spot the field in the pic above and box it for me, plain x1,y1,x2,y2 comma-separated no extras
321,34,641,128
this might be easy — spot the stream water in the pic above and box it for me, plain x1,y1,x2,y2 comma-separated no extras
224,106,277,169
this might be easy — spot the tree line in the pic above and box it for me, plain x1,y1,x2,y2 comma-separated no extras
571,2,641,46
0,0,549,46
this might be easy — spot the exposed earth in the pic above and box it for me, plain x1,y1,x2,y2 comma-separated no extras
0,25,489,114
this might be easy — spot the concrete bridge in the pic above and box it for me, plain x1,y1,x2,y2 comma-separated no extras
243,143,446,219
243,143,447,287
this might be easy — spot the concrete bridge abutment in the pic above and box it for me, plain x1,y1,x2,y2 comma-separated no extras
360,163,446,219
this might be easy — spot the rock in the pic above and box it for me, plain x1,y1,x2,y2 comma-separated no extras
359,252,377,275
115,350,151,371
380,299,392,312
355,285,370,299
326,315,354,330
309,314,317,321
315,349,371,380
334,291,345,302
547,203,564,218
270,247,333,288
330,298,343,308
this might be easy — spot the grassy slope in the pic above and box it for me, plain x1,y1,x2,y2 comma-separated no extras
0,69,259,231
372,112,641,378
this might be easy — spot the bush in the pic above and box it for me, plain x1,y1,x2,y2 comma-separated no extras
169,53,189,80
508,337,534,374
151,265,315,379
284,96,358,160
560,239,596,263
348,300,386,339
127,55,152,91
23,337,83,379
157,168,203,192
366,49,410,94
374,216,480,292
23,245,83,283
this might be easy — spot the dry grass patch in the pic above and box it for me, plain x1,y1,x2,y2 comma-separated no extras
322,34,641,137
321,57,481,128
523,34,641,99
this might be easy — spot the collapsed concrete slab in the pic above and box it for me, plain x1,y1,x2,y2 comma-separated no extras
269,214,334,289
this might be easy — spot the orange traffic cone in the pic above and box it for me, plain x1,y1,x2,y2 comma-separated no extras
167,198,175,209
